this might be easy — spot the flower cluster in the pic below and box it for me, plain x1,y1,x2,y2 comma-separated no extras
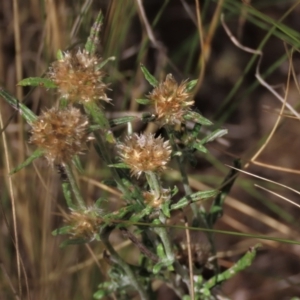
65,207,102,241
117,133,171,178
147,74,194,126
30,107,90,164
48,49,109,104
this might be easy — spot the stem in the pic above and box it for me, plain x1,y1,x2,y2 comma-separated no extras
64,164,85,208
100,227,149,300
145,171,161,200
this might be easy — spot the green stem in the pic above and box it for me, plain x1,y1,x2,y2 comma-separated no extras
100,227,149,300
64,164,85,208
145,171,161,200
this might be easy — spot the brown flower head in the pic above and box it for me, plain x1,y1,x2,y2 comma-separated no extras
48,49,109,104
30,107,90,164
117,133,171,178
147,74,194,126
65,206,102,241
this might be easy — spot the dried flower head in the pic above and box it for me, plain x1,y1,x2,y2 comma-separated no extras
117,133,171,178
147,74,194,126
30,107,90,164
65,206,102,241
48,49,109,103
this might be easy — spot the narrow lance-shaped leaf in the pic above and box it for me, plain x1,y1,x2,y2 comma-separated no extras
62,181,76,209
52,226,73,236
207,159,241,227
183,111,213,126
203,244,260,289
18,77,57,88
136,98,151,105
10,149,44,175
200,128,228,145
59,238,89,248
140,64,158,87
170,189,218,210
85,11,103,55
0,88,37,124
96,56,116,70
109,116,137,127
185,79,197,92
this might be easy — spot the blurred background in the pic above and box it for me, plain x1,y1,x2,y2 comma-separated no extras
1,0,300,299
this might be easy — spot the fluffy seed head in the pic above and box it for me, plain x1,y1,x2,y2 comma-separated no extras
117,133,172,178
147,74,194,126
48,49,109,104
30,107,90,164
65,207,102,241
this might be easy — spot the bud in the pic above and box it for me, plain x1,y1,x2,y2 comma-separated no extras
48,49,109,103
117,133,171,178
30,107,91,164
65,206,102,241
147,74,194,126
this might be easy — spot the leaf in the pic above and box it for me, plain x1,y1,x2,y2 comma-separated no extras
207,159,241,227
203,244,260,289
170,189,218,210
52,226,73,236
136,98,151,105
140,64,158,87
72,155,84,173
56,49,64,60
200,128,228,144
192,142,208,153
10,149,44,174
85,11,103,55
109,116,137,127
96,56,116,70
18,77,57,88
108,163,130,169
185,79,197,92
0,88,37,124
183,111,213,126
161,201,171,218
62,181,76,209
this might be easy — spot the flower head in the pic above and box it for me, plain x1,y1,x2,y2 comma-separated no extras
147,74,194,126
30,107,90,164
117,133,171,178
48,49,109,104
64,206,102,241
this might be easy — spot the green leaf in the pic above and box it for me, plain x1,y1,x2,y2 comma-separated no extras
161,201,171,218
72,155,84,173
170,189,218,210
140,64,158,87
0,88,37,124
96,56,116,70
185,79,197,92
10,149,44,174
56,49,64,60
61,181,76,209
183,111,213,126
85,11,103,55
93,289,106,299
108,163,130,169
109,116,137,127
192,142,208,153
207,159,241,227
203,244,260,289
136,98,151,105
18,77,57,88
200,128,228,144
52,226,73,236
